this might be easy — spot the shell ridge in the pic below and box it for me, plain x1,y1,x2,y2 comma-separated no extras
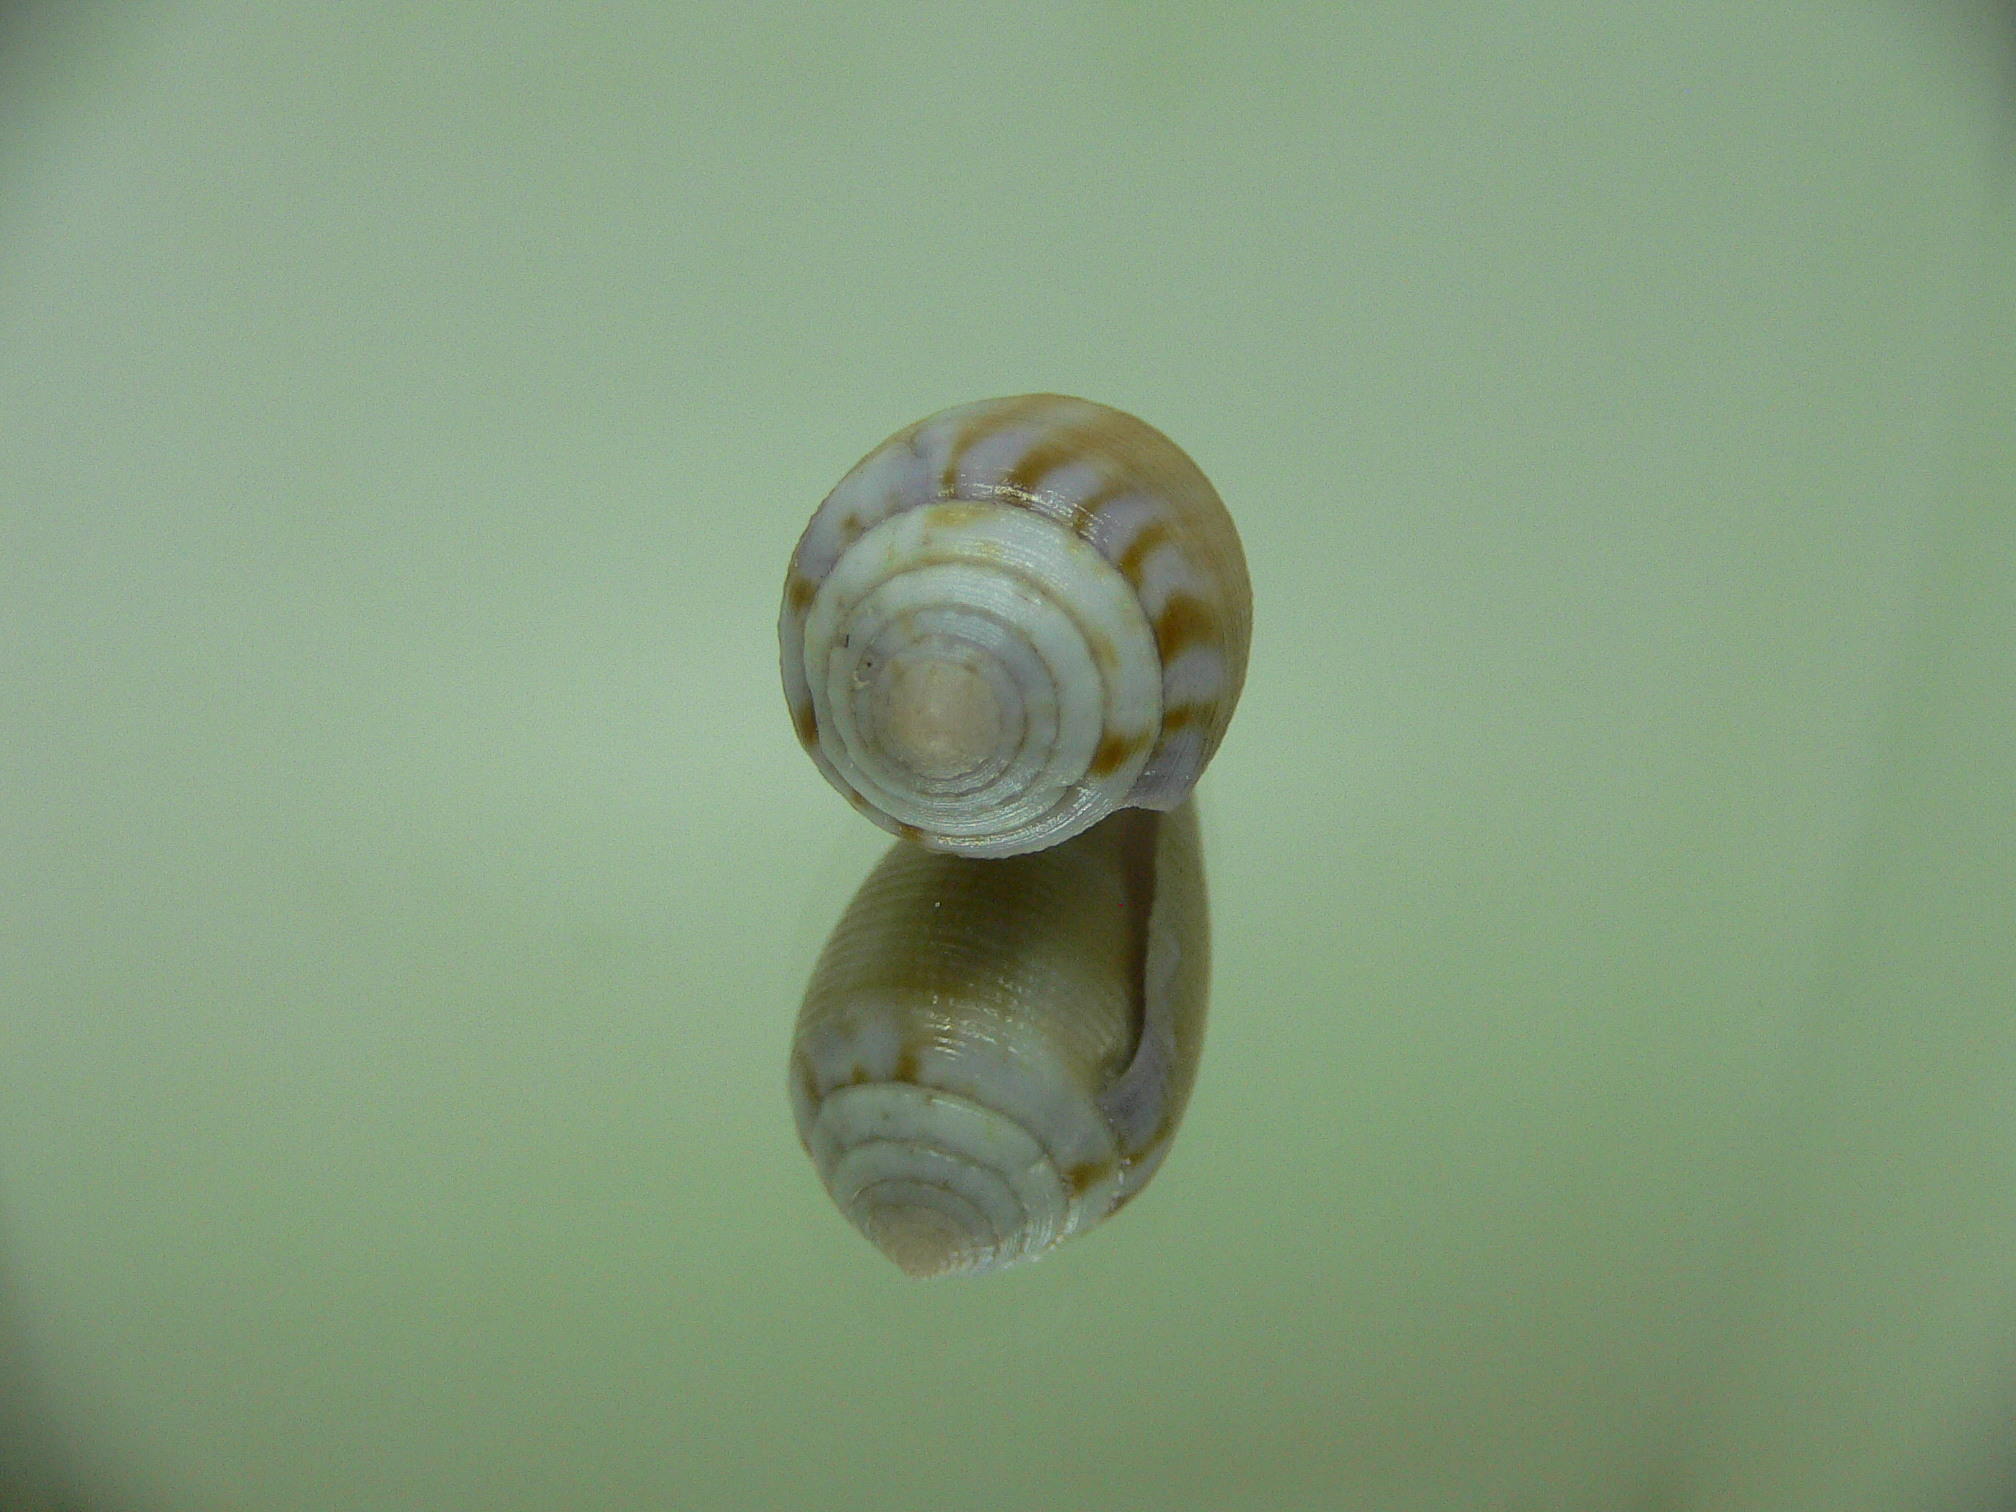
1096,802,1209,1178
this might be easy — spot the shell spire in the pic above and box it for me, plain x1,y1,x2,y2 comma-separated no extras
781,395,1251,857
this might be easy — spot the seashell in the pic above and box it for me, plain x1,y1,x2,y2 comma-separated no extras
780,394,1251,857
788,798,1210,1278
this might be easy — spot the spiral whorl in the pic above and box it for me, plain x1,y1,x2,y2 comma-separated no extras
781,395,1250,857
810,1082,1078,1278
800,502,1161,855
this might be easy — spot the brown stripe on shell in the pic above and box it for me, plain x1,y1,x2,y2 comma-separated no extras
786,572,818,611
924,501,995,530
794,702,820,748
1115,520,1171,586
1066,1159,1115,1197
1069,406,1226,528
1087,728,1151,779
995,418,1128,532
1158,701,1216,732
1153,593,1220,660
992,403,1214,541
937,394,1058,499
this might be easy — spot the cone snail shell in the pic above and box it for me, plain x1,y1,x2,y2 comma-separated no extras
789,799,1209,1278
780,395,1251,857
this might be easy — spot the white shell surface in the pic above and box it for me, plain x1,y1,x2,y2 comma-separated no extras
800,502,1162,854
789,800,1210,1277
782,395,1251,855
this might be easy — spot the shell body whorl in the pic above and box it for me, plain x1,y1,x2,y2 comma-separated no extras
788,799,1210,1278
782,395,1251,857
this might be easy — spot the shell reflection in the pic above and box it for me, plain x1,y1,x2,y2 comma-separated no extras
789,800,1210,1277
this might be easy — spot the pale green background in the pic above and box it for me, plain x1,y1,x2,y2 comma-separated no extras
1,4,2012,1510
